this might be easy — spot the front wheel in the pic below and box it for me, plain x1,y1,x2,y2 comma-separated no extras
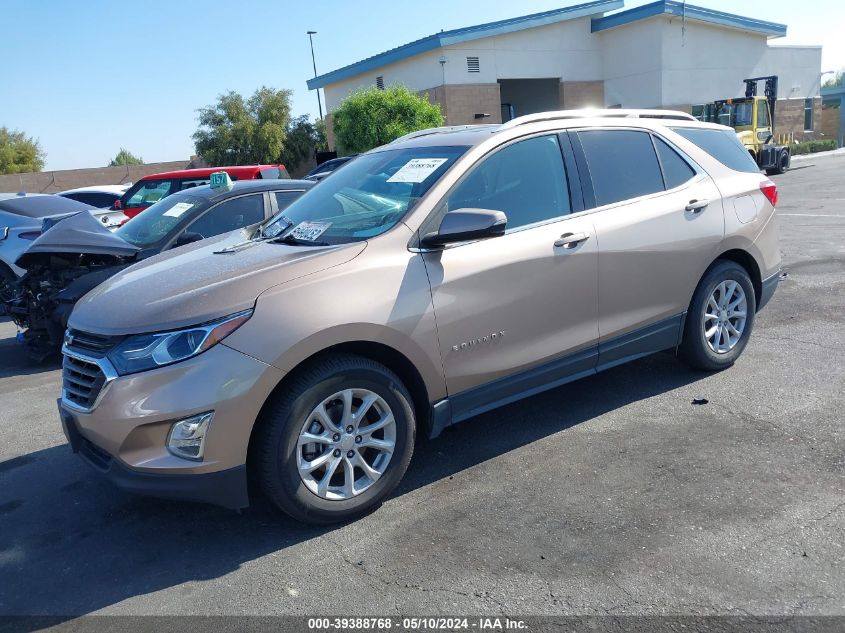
0,265,17,313
253,354,415,524
766,150,789,176
679,260,756,372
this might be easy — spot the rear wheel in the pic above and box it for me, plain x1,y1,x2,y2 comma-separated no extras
254,354,415,524
679,260,756,371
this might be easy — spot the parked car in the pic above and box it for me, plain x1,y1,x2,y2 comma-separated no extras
8,179,312,359
304,155,357,181
0,193,97,306
59,185,132,229
57,111,781,524
115,165,290,221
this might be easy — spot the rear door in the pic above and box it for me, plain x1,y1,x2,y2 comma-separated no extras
421,133,599,420
571,128,724,365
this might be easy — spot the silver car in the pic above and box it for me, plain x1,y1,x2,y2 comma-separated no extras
0,193,96,304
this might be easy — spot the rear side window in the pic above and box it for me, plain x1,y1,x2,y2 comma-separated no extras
62,192,118,207
653,137,696,189
670,127,760,173
187,194,265,239
274,190,302,211
179,179,210,191
447,135,571,230
576,130,664,207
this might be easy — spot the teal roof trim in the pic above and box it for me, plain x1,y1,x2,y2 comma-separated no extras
307,0,623,89
591,1,787,38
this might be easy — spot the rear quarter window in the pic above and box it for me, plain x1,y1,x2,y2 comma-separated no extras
670,127,761,174
653,137,696,189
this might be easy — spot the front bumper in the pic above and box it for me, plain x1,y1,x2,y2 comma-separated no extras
60,402,248,509
58,342,285,509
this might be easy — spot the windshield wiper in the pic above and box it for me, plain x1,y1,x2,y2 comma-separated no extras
270,233,329,247
214,217,296,254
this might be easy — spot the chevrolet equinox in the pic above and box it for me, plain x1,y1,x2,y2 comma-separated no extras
58,110,781,523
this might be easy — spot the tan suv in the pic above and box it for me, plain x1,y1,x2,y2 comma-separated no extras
58,110,781,523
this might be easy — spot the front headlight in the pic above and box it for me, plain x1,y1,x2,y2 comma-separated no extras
107,309,252,375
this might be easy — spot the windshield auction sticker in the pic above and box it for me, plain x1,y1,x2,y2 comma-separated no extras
290,221,332,241
387,158,449,183
163,202,195,218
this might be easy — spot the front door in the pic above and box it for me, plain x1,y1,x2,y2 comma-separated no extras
421,134,599,421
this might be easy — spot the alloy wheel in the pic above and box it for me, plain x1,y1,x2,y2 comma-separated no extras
296,388,396,500
703,280,748,354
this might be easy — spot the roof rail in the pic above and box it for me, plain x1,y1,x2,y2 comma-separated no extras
499,109,697,130
389,125,495,144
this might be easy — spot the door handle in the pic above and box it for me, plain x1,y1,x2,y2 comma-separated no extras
685,199,710,213
554,232,590,249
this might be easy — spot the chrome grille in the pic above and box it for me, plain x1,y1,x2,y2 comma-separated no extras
64,329,121,358
62,354,107,410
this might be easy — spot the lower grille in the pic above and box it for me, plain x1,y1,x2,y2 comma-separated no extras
62,354,107,410
80,438,112,471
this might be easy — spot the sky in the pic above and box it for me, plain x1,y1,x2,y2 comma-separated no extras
1,0,842,171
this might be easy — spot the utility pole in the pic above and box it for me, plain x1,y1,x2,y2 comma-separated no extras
307,31,324,120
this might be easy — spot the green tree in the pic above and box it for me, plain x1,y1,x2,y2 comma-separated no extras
332,85,444,153
823,71,844,88
193,87,293,166
108,147,144,166
280,115,323,171
0,127,46,174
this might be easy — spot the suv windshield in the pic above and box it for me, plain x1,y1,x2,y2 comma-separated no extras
116,193,205,248
262,145,468,244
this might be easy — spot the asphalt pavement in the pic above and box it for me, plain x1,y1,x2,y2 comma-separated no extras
0,155,843,616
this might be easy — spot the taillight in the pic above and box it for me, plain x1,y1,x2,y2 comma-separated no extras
760,180,778,207
18,231,41,240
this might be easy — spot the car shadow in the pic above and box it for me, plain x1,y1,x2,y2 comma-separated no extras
0,328,61,378
0,352,706,616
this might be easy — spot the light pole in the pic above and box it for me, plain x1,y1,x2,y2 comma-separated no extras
307,30,324,120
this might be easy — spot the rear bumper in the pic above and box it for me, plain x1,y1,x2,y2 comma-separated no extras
758,270,780,312
59,401,249,510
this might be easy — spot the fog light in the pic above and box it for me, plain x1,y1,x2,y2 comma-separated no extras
167,412,213,461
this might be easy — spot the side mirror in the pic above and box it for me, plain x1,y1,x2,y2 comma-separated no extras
421,209,507,248
175,231,204,247
112,199,122,210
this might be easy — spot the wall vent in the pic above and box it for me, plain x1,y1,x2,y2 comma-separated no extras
466,57,480,73
376,76,385,90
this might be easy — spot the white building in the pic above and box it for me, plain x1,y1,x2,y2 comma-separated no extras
308,0,823,147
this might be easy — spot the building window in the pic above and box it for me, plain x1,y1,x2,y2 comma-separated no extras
804,98,814,131
466,56,480,73
376,76,385,90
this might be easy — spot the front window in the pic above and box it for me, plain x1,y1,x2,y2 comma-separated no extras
262,145,468,244
716,101,753,127
116,193,205,248
123,180,175,208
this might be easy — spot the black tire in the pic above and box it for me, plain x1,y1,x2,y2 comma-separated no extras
254,354,415,524
766,150,789,176
0,264,17,311
679,260,757,372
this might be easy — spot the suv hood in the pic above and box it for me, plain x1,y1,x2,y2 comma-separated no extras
15,211,139,268
69,230,367,336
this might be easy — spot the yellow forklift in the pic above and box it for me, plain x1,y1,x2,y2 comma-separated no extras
702,76,791,175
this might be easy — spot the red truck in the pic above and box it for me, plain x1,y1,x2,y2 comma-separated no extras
115,165,289,220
